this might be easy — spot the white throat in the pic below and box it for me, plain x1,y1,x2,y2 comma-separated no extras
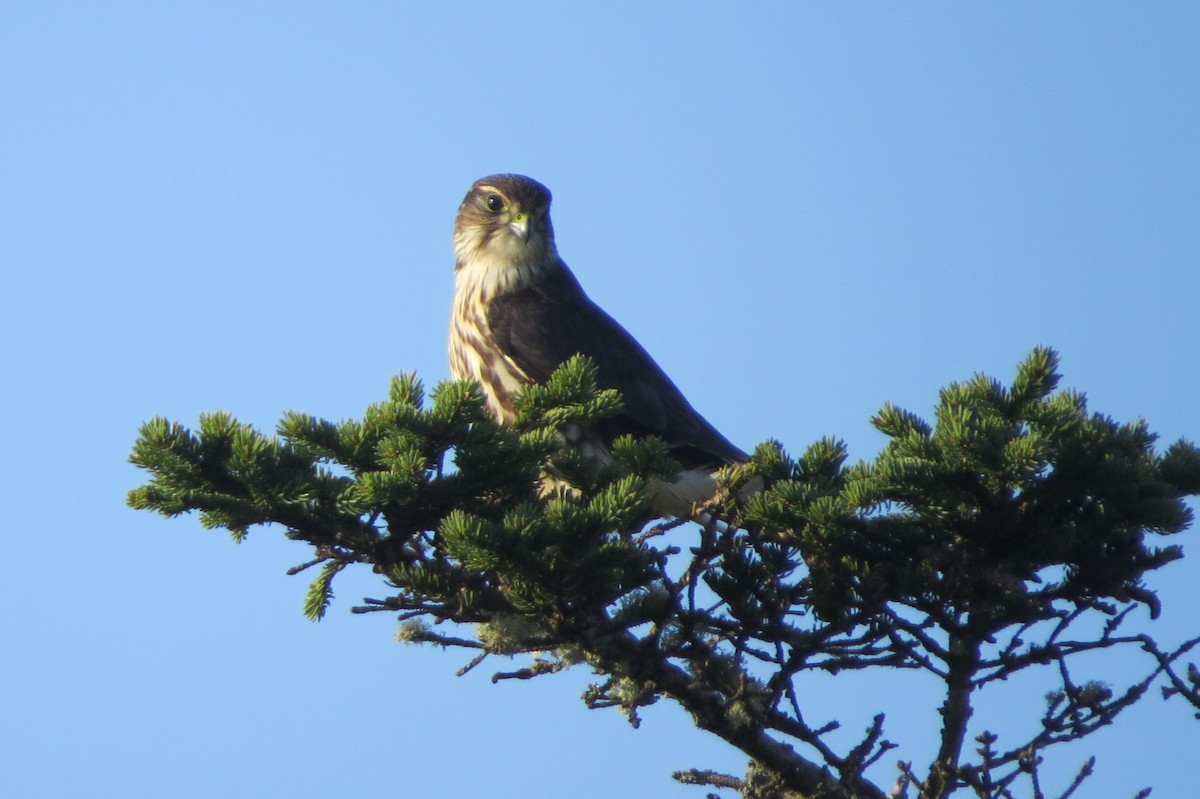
453,227,558,303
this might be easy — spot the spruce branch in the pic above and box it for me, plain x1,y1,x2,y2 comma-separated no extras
128,349,1200,799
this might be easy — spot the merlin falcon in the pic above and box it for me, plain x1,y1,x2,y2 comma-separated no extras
449,173,748,518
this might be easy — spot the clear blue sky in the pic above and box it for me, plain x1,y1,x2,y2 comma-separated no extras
3,4,1197,797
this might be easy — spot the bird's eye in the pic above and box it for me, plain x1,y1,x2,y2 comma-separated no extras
484,194,504,213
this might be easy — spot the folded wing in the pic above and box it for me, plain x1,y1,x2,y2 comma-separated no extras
486,267,746,471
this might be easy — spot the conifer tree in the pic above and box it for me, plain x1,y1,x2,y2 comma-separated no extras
128,347,1200,799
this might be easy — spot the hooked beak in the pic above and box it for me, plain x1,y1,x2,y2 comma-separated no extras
508,213,530,242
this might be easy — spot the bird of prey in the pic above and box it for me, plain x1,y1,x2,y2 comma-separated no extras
449,173,748,518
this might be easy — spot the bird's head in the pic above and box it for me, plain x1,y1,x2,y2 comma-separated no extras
453,174,559,298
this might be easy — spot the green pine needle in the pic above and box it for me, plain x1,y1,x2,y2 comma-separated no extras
304,561,344,621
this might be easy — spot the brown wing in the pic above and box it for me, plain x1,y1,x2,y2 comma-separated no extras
486,265,746,470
